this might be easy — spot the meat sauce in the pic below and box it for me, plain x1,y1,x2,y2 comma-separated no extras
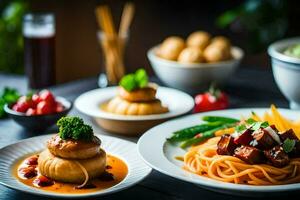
13,153,128,194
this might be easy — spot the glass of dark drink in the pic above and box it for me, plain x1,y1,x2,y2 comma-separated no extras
23,13,56,89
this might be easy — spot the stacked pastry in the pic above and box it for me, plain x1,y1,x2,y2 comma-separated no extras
105,83,169,115
38,134,106,185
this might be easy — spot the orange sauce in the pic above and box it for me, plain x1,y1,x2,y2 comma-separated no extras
13,153,128,194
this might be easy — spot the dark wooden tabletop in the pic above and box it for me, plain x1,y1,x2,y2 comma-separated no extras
0,68,298,200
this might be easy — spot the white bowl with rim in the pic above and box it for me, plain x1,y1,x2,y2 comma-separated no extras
268,37,300,109
74,86,194,136
147,45,244,93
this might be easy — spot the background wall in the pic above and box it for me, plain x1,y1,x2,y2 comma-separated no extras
28,0,300,83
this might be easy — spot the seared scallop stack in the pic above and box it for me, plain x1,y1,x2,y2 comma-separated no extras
38,134,106,184
105,83,169,115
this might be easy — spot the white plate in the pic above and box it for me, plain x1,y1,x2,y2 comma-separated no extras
0,134,151,198
138,108,300,196
74,86,194,121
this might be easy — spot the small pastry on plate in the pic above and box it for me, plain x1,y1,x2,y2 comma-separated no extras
38,117,106,184
104,69,169,115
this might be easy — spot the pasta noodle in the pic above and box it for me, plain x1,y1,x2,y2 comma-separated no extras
75,161,89,188
184,137,300,185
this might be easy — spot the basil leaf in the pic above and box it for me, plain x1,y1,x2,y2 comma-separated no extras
235,124,246,132
135,69,148,88
260,121,269,128
251,122,262,131
119,68,149,91
283,138,296,153
246,118,256,124
250,121,269,131
119,74,137,91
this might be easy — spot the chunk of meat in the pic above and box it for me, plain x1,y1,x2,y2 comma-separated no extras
280,129,299,141
217,134,237,155
252,128,277,149
289,141,300,158
18,166,37,179
234,146,264,164
264,146,289,168
234,129,253,146
270,124,279,132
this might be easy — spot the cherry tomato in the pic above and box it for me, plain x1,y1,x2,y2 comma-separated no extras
33,175,54,187
36,101,54,115
194,88,229,113
55,102,64,113
13,96,30,112
25,155,39,165
26,108,37,116
39,90,55,104
31,94,41,107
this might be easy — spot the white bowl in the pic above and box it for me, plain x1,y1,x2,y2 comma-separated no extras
268,37,300,109
74,87,194,136
147,45,244,93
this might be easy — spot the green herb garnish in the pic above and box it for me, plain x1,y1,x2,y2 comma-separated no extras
119,68,149,91
250,121,269,131
235,124,246,132
57,116,94,141
0,87,20,118
246,118,256,124
283,138,296,153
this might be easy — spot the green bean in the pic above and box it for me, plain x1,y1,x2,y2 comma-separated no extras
167,121,225,142
180,123,236,148
202,116,239,124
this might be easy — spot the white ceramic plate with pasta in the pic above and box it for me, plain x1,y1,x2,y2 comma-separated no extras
138,108,300,196
0,134,151,198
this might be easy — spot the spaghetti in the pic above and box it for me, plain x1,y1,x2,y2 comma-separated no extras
184,137,300,185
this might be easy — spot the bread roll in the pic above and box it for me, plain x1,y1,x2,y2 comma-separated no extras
211,36,231,49
178,47,205,63
158,36,185,60
186,31,211,50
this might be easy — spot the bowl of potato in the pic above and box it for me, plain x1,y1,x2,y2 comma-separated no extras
147,31,244,93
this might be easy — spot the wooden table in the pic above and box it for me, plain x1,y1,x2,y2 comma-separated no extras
0,68,297,200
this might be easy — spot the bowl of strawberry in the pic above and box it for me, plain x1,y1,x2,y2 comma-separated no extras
4,90,72,131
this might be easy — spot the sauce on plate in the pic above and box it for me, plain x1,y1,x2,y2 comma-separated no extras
13,153,128,194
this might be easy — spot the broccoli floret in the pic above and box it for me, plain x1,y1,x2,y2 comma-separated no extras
57,116,93,141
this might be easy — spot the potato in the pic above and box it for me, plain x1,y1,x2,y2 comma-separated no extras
158,36,185,60
203,44,229,62
211,36,231,49
186,31,211,50
178,47,205,63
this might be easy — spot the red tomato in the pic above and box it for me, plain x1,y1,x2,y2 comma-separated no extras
36,101,54,115
55,102,64,113
39,90,55,104
26,108,37,116
31,94,41,107
194,90,229,113
13,96,30,112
